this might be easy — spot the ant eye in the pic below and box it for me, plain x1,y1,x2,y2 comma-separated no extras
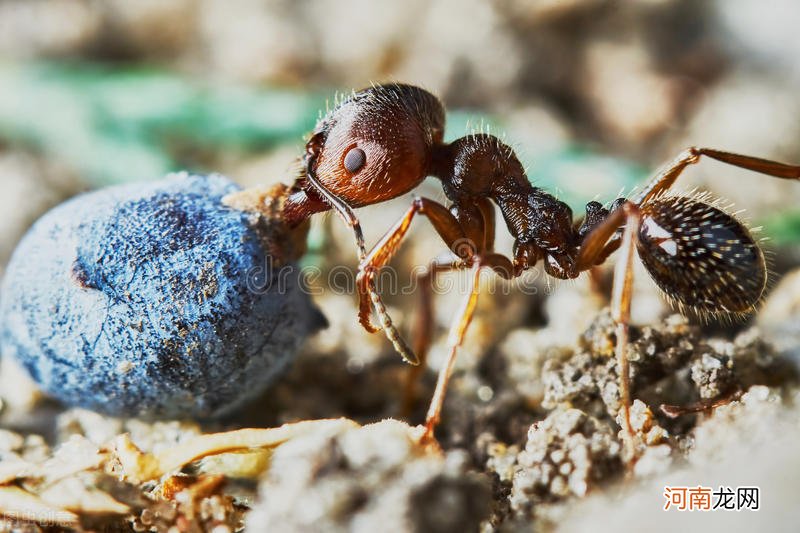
343,147,366,174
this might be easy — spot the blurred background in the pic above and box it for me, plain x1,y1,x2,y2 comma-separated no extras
1,0,800,318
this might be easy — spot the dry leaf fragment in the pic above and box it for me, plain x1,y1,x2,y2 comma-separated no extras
161,474,226,501
109,434,162,483
0,457,35,485
196,448,272,479
38,476,130,515
37,436,105,485
0,485,79,526
114,418,358,482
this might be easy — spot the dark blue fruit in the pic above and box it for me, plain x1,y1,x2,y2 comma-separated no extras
0,173,324,419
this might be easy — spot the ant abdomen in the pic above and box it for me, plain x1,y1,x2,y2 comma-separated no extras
637,195,766,316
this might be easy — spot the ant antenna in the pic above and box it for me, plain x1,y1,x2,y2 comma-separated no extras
305,155,367,259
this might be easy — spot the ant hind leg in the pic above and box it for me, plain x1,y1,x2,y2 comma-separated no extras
660,386,743,419
574,201,642,462
609,203,641,466
635,147,800,205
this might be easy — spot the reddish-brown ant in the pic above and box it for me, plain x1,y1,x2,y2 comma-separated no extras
280,83,800,448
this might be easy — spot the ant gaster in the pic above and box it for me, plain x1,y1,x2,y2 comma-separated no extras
280,83,800,447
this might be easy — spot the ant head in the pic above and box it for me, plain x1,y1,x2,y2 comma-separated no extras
305,84,445,207
637,194,766,317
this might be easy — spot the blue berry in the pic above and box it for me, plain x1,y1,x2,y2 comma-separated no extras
0,173,324,419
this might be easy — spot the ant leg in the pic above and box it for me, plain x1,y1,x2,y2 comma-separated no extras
574,202,641,458
356,197,468,364
423,261,483,440
403,201,512,419
698,148,800,178
451,198,514,279
403,251,514,416
660,386,743,418
402,257,465,417
635,147,800,205
481,253,516,280
411,258,466,366
610,203,641,462
575,205,628,271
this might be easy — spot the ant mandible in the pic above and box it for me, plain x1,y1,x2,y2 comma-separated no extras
279,83,800,448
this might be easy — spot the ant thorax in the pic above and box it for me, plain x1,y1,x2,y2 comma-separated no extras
429,132,578,277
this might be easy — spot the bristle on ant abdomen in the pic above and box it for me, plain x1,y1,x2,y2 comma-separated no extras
637,195,766,316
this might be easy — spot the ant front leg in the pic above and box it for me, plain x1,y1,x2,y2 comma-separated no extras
356,197,468,365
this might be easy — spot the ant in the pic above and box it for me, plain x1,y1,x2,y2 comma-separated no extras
279,83,800,449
